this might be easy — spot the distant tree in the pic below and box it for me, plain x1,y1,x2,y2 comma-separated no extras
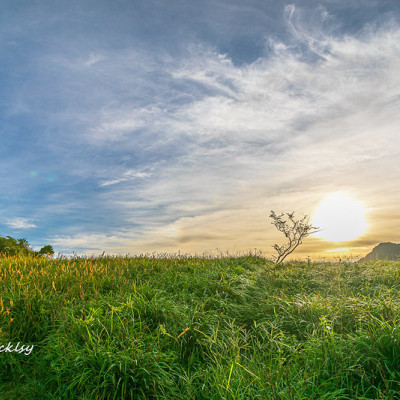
270,211,318,264
17,238,30,250
0,235,54,257
0,236,31,256
38,245,54,256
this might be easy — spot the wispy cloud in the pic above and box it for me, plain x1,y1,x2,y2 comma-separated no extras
84,52,105,67
100,170,152,187
6,218,36,230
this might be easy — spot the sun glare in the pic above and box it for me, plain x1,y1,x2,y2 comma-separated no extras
312,193,367,242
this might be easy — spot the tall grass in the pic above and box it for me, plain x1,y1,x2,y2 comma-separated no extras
0,253,400,399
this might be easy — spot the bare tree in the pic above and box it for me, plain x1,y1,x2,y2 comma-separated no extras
270,211,318,264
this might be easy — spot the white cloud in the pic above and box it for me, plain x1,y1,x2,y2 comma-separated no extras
6,218,36,229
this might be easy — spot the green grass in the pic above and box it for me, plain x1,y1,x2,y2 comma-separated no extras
1,253,400,399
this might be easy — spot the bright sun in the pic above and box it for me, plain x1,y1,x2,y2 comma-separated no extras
312,193,367,242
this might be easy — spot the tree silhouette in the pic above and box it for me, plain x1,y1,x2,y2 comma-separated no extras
270,211,318,264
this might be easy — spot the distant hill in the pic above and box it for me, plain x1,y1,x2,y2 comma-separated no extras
360,242,400,261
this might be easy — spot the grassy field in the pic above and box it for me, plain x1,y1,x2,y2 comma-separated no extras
0,254,400,399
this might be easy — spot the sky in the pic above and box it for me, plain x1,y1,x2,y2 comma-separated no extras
1,0,400,259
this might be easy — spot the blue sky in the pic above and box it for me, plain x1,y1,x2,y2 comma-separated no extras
1,0,400,257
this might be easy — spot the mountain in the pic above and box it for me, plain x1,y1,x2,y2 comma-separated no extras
360,242,400,261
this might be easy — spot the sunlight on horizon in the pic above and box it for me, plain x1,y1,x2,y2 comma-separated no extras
312,193,368,242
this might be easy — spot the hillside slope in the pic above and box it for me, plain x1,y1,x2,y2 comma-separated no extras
360,242,400,261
